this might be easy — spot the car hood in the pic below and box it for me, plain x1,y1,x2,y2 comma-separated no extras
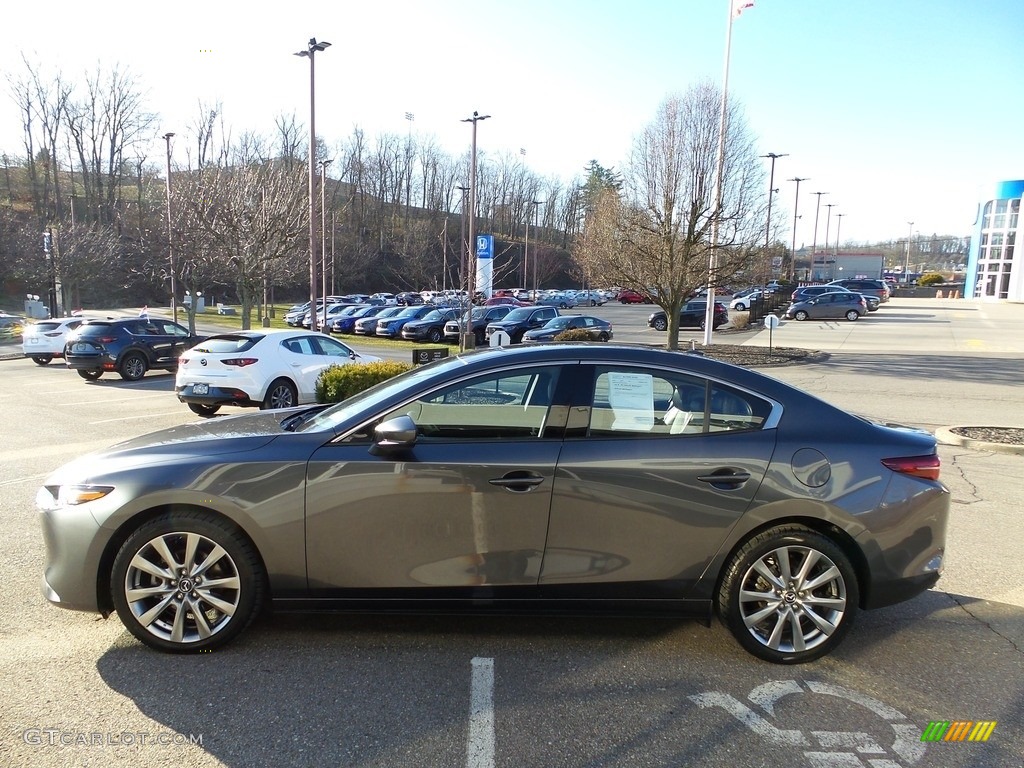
43,410,290,484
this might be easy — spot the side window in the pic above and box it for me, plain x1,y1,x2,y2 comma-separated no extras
282,337,316,356
314,337,353,358
379,367,561,440
587,367,772,437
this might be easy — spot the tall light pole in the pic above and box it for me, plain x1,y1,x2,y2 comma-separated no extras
811,191,828,257
823,203,837,278
834,213,844,254
530,200,543,295
461,111,489,350
163,132,177,322
788,177,807,281
295,37,330,332
904,221,914,282
319,158,333,324
456,185,470,351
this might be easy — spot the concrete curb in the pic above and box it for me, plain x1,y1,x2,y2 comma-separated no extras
936,426,1024,456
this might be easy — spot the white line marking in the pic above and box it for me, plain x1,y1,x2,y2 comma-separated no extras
89,410,188,424
467,657,495,768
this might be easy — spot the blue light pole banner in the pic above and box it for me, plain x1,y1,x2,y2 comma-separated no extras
476,234,494,296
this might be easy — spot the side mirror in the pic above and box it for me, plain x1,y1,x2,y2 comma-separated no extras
369,415,418,456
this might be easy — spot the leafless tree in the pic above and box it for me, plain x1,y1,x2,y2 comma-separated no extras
574,83,767,349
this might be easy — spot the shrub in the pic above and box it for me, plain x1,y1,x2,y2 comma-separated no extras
553,328,593,342
917,273,945,286
316,360,414,404
731,312,751,330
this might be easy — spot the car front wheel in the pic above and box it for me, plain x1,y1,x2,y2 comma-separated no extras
845,310,861,321
119,353,148,381
110,511,265,653
794,310,809,321
718,525,858,664
263,378,297,410
77,369,102,380
428,328,443,344
652,317,668,332
31,355,53,365
734,303,746,312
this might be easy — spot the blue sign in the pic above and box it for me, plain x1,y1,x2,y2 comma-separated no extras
476,234,494,260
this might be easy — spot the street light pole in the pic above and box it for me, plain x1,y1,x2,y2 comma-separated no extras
163,132,177,322
295,37,331,332
456,185,469,351
811,191,828,257
823,203,837,278
461,111,490,350
530,200,543,295
319,158,332,326
904,221,914,282
788,177,807,281
835,213,844,254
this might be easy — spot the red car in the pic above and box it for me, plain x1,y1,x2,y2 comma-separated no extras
617,289,652,304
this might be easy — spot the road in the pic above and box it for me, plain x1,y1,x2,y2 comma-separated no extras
0,297,1022,768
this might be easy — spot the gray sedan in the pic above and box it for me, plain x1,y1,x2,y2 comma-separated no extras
784,292,868,321
38,344,948,663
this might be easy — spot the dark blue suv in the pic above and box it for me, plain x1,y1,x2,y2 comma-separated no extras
64,318,203,381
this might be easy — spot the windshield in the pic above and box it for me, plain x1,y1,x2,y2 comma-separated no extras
502,308,532,323
544,317,572,329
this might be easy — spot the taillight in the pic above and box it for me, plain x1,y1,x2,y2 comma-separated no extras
221,358,259,367
882,454,940,481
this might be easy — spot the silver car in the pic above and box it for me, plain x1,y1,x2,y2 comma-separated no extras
38,344,948,663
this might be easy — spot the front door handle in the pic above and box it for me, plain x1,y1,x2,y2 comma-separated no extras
697,470,751,486
488,472,545,492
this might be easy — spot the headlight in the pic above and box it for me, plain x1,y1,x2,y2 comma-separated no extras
36,484,114,510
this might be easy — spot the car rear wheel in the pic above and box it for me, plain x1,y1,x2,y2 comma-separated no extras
845,310,860,321
110,511,265,653
119,353,148,381
263,378,297,410
188,403,221,417
652,317,668,332
77,369,102,380
597,332,609,342
31,355,53,365
718,525,858,664
794,310,809,321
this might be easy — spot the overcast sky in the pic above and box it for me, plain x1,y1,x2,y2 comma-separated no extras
2,0,1022,246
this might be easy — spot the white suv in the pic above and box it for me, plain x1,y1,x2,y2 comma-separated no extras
21,317,86,365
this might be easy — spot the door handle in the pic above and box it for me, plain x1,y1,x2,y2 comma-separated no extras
697,471,751,485
488,473,545,492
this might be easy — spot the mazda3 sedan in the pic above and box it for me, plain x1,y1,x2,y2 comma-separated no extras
38,344,948,663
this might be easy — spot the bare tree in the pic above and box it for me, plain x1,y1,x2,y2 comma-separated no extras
574,83,767,349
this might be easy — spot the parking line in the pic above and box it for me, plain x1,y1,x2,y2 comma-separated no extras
89,410,188,424
467,657,495,768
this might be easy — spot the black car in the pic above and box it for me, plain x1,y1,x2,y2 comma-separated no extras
484,305,560,345
444,305,515,346
400,308,458,343
64,318,203,381
522,315,613,342
647,300,729,332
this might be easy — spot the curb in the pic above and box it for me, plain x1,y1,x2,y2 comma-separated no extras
935,426,1024,456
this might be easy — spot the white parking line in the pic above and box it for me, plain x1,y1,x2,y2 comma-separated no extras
89,410,188,424
467,657,495,768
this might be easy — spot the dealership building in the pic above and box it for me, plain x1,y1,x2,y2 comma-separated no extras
965,180,1023,301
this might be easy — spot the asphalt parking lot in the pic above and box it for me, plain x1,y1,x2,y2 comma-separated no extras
1,297,1022,768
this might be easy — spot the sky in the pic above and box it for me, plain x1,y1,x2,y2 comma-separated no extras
2,0,1022,247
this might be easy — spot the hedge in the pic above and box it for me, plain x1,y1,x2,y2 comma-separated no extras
316,360,414,404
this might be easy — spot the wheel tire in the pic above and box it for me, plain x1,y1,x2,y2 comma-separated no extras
597,332,609,342
188,403,221,417
474,330,486,346
717,525,858,664
620,299,629,304
590,300,598,307
428,327,443,344
845,310,860,321
699,320,707,330
31,355,53,365
653,317,668,332
735,303,747,312
262,378,297,410
110,510,265,653
512,331,525,345
77,369,102,380
119,353,147,381
794,310,809,321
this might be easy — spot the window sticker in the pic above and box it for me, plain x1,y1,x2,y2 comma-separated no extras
607,371,655,431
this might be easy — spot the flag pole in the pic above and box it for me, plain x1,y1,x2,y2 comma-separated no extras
703,0,742,345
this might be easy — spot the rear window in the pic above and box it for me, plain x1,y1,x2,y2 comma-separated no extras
34,322,62,332
77,322,121,336
193,335,263,353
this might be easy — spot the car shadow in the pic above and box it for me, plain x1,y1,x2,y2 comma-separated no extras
93,591,1024,767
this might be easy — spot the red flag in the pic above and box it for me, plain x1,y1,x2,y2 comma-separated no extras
733,0,754,17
